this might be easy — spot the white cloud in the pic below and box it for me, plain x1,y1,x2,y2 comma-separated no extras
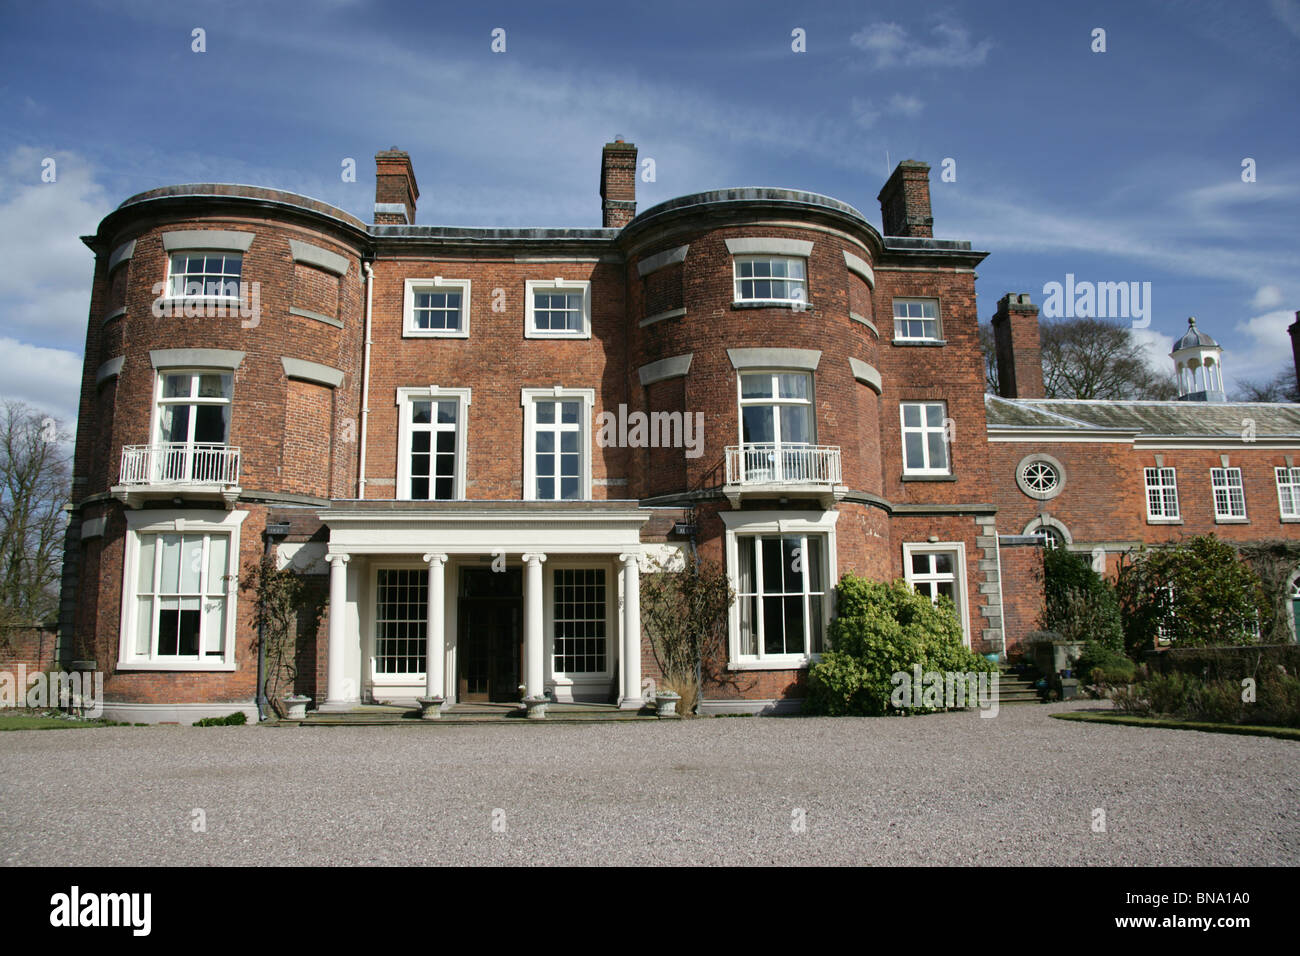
1131,327,1176,377
0,146,106,345
1233,308,1297,380
1252,285,1285,310
850,19,992,69
0,338,83,429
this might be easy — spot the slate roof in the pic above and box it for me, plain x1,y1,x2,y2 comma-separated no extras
985,395,1300,437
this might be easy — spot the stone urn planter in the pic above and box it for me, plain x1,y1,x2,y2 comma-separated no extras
655,690,681,717
282,694,311,720
416,696,445,720
523,695,548,720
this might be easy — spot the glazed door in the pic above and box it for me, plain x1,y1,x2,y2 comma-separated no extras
457,568,523,702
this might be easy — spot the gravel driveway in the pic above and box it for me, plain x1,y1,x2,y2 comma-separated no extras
2,702,1296,866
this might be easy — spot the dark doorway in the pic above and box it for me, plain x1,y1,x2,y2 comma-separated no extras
457,567,523,702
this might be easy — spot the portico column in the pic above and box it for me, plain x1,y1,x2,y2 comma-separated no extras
619,551,644,709
422,553,448,700
324,553,353,708
521,553,547,698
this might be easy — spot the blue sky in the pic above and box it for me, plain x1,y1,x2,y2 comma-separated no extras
1,0,1297,429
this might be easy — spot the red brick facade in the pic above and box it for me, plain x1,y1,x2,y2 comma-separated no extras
59,145,1300,720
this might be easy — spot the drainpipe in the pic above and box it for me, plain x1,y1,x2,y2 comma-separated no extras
358,261,374,499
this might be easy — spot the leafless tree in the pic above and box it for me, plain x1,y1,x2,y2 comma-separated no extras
0,401,71,627
1231,368,1300,403
981,317,1179,400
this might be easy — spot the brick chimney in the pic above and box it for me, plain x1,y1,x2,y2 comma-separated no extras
1290,312,1300,400
992,292,1045,399
877,160,933,238
600,137,637,229
374,148,419,225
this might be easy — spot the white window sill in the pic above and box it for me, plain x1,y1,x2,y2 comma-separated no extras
403,328,468,339
525,331,591,340
892,337,946,347
727,656,818,672
1146,517,1183,524
1214,516,1249,524
731,299,810,310
1280,516,1300,523
116,660,237,672
371,676,425,686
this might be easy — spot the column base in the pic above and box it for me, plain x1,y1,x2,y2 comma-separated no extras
618,696,646,711
317,700,361,713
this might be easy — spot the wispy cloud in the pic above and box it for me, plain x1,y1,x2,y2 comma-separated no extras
850,19,993,69
850,93,925,129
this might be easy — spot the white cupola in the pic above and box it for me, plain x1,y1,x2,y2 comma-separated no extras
1171,316,1225,402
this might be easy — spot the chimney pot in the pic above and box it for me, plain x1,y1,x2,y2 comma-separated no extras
374,149,419,225
992,292,1045,399
877,159,934,238
600,138,637,229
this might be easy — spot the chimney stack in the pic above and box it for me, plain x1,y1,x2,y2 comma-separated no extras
877,160,933,238
1290,312,1300,400
600,137,637,229
374,148,419,225
992,293,1045,399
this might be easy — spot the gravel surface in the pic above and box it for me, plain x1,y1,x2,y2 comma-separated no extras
2,702,1296,866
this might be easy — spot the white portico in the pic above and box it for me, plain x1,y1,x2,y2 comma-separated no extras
317,502,650,711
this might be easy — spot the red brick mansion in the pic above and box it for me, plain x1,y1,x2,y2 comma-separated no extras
59,142,1300,721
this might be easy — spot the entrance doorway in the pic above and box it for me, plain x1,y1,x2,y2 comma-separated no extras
457,567,524,702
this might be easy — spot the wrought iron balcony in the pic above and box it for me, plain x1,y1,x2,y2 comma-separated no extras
723,443,845,507
113,443,241,508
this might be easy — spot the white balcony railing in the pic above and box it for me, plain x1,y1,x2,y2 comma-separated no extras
119,443,241,486
724,443,842,487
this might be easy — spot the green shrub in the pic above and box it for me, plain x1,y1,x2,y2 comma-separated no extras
1075,641,1136,685
193,712,248,727
1116,670,1300,727
805,575,995,716
1042,548,1124,652
1116,536,1269,655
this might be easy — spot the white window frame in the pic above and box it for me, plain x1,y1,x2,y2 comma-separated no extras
732,255,808,306
722,511,838,670
1145,466,1181,522
902,542,972,647
163,251,244,308
521,387,594,501
1276,467,1300,519
396,387,471,501
1211,466,1247,522
546,564,615,683
735,370,816,446
525,278,591,339
900,401,950,475
402,277,471,338
370,562,430,681
151,369,234,447
892,297,941,342
117,509,248,671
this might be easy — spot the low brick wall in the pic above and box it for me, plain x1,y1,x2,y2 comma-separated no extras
0,626,59,674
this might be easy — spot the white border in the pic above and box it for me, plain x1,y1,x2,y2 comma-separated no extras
117,509,249,671
403,277,471,338
521,386,595,500
395,387,472,500
902,541,972,648
525,278,591,339
721,510,839,670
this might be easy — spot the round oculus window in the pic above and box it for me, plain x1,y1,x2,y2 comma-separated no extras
1015,454,1065,500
